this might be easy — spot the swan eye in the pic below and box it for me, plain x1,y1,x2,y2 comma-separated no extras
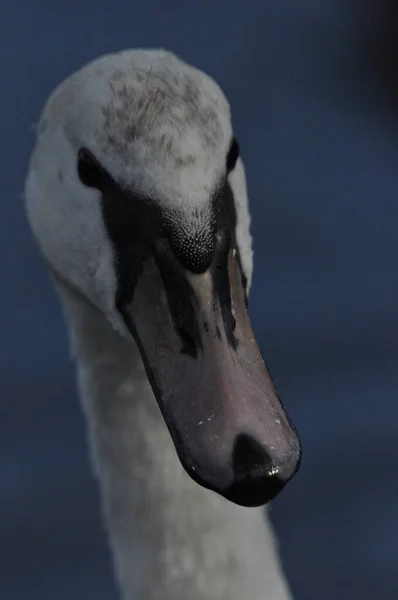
226,137,240,173
77,148,106,189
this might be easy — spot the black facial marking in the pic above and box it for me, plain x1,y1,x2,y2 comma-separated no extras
211,180,240,348
226,137,240,173
102,188,161,309
77,146,248,353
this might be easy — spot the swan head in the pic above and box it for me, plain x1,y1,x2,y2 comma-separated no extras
25,49,301,507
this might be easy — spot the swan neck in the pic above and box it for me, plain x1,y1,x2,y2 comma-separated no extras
56,281,292,600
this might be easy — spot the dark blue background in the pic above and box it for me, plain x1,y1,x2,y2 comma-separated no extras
1,2,397,598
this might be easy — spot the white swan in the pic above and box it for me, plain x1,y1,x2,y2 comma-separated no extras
24,49,301,600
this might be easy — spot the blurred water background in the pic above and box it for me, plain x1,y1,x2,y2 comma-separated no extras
1,1,397,598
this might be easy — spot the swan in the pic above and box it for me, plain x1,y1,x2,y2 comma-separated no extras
24,49,301,600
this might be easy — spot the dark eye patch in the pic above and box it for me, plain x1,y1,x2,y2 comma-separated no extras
226,137,240,173
77,148,109,189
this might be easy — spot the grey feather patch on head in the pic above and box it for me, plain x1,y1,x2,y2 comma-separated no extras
100,62,223,171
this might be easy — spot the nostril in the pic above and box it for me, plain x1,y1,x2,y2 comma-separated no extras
178,326,197,358
229,313,236,333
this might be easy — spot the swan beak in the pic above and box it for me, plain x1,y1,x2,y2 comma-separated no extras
119,237,301,507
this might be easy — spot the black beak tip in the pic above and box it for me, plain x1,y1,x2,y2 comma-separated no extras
221,432,302,507
222,475,286,507
175,432,302,508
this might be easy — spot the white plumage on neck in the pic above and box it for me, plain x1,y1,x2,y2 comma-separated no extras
58,280,292,600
